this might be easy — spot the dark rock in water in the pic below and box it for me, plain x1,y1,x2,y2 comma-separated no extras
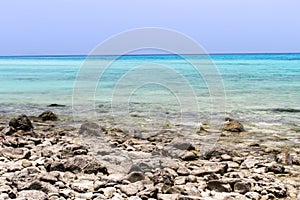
9,114,33,131
78,122,105,136
171,141,195,151
38,110,58,121
271,108,300,113
223,117,245,132
47,103,66,107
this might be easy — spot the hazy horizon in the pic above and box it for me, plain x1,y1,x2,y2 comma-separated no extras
1,0,299,56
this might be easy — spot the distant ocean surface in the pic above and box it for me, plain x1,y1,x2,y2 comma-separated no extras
0,54,299,134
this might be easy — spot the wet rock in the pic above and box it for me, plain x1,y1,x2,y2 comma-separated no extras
47,104,66,107
64,155,108,174
9,114,33,131
18,190,47,200
78,122,104,136
223,117,245,132
171,141,195,151
234,181,251,194
39,111,58,121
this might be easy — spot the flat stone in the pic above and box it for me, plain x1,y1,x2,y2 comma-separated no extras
177,166,190,176
18,190,47,200
64,155,107,174
0,147,31,160
157,193,180,200
119,182,144,196
192,162,228,175
71,179,94,192
174,176,186,185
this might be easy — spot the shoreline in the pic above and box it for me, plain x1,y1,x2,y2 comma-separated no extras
0,112,299,199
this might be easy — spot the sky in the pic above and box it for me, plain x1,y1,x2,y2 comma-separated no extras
0,0,299,55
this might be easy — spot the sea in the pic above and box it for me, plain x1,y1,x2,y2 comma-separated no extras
0,54,299,146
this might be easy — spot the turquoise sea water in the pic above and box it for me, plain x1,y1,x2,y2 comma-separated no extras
0,54,299,133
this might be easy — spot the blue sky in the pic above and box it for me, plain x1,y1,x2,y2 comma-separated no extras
0,0,299,55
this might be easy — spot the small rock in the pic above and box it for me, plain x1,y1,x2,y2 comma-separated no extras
221,154,232,161
234,181,251,194
157,193,180,200
64,155,108,174
207,180,232,192
9,114,33,131
192,162,228,175
266,163,285,174
21,159,32,167
245,192,261,200
177,166,190,176
39,111,58,121
101,187,116,198
174,176,186,185
181,151,197,161
59,189,75,199
18,190,47,200
126,171,145,183
119,182,144,196
0,147,31,160
71,179,94,192
78,122,104,136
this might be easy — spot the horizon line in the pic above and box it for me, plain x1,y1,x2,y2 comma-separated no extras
0,52,300,57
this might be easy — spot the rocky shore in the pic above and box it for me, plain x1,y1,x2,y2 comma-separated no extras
0,112,299,200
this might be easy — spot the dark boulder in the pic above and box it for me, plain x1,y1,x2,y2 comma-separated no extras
9,114,33,131
222,117,245,132
38,111,58,121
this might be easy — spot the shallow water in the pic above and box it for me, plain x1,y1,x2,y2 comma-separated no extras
0,54,299,141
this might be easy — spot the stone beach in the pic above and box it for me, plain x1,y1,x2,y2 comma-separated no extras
0,112,299,200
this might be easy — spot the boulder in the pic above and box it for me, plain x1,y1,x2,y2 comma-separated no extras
64,155,108,174
38,110,58,121
9,114,33,131
223,117,245,132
